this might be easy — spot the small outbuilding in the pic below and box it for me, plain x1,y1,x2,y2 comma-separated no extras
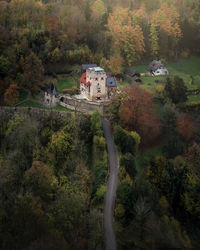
106,77,117,96
44,82,58,107
124,67,141,82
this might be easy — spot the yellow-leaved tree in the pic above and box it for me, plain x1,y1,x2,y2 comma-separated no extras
108,7,145,66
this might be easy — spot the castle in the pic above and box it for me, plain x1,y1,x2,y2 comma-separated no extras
44,65,117,108
80,65,117,101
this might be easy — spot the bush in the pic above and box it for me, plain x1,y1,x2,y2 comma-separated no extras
93,162,107,194
117,182,134,214
185,102,200,112
62,87,79,95
96,185,106,201
120,153,137,178
93,136,106,150
114,125,136,155
162,135,185,159
129,131,141,151
91,110,102,136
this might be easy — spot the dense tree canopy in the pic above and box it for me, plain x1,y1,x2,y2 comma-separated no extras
0,0,199,101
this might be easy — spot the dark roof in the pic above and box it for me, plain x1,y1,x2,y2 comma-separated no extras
148,60,164,72
106,77,117,87
124,67,140,77
133,75,141,82
82,64,97,71
46,82,58,95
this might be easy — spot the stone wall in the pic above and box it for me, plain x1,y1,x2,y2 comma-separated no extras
59,95,110,115
0,106,72,123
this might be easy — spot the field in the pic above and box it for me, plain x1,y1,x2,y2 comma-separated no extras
16,99,46,108
55,76,78,93
132,57,200,93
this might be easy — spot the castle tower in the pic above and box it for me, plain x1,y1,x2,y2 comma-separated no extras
86,67,107,101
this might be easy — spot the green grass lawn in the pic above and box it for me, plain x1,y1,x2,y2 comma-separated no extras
51,105,74,112
56,76,78,93
16,101,74,112
140,75,167,93
16,99,46,108
129,56,200,93
167,57,200,89
186,94,200,104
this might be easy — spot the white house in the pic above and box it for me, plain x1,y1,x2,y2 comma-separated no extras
148,60,169,76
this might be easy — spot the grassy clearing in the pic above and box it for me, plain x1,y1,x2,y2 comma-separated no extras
133,64,148,73
16,101,75,112
51,105,74,112
186,94,200,104
131,57,200,93
140,75,167,93
16,99,46,108
56,76,77,93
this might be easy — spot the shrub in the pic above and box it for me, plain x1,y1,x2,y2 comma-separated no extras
120,153,137,178
93,136,106,150
96,184,106,201
114,125,136,155
62,87,79,95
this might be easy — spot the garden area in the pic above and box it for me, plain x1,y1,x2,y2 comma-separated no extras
55,75,78,93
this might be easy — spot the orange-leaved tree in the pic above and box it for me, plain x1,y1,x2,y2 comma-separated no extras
107,7,145,66
119,84,161,146
4,84,19,106
176,114,197,142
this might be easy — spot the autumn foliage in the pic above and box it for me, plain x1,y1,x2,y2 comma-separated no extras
119,84,161,146
152,2,182,39
176,114,197,141
107,7,145,66
4,84,19,106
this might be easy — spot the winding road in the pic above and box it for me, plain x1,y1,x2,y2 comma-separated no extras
102,118,119,250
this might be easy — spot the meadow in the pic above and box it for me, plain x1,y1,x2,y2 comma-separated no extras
55,75,78,93
134,57,200,93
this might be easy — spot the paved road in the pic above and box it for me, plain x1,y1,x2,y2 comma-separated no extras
102,118,119,250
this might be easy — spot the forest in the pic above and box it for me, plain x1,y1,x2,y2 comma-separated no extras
0,109,108,249
0,0,200,103
1,0,200,249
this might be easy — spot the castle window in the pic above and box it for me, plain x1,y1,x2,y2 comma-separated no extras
97,83,101,89
95,78,98,81
101,77,104,80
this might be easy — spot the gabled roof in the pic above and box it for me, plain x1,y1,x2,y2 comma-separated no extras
106,77,117,87
82,64,97,71
80,72,91,86
46,82,58,95
148,60,164,72
124,67,140,77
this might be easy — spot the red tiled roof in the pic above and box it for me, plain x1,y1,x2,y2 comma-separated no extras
80,72,86,84
80,72,90,86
